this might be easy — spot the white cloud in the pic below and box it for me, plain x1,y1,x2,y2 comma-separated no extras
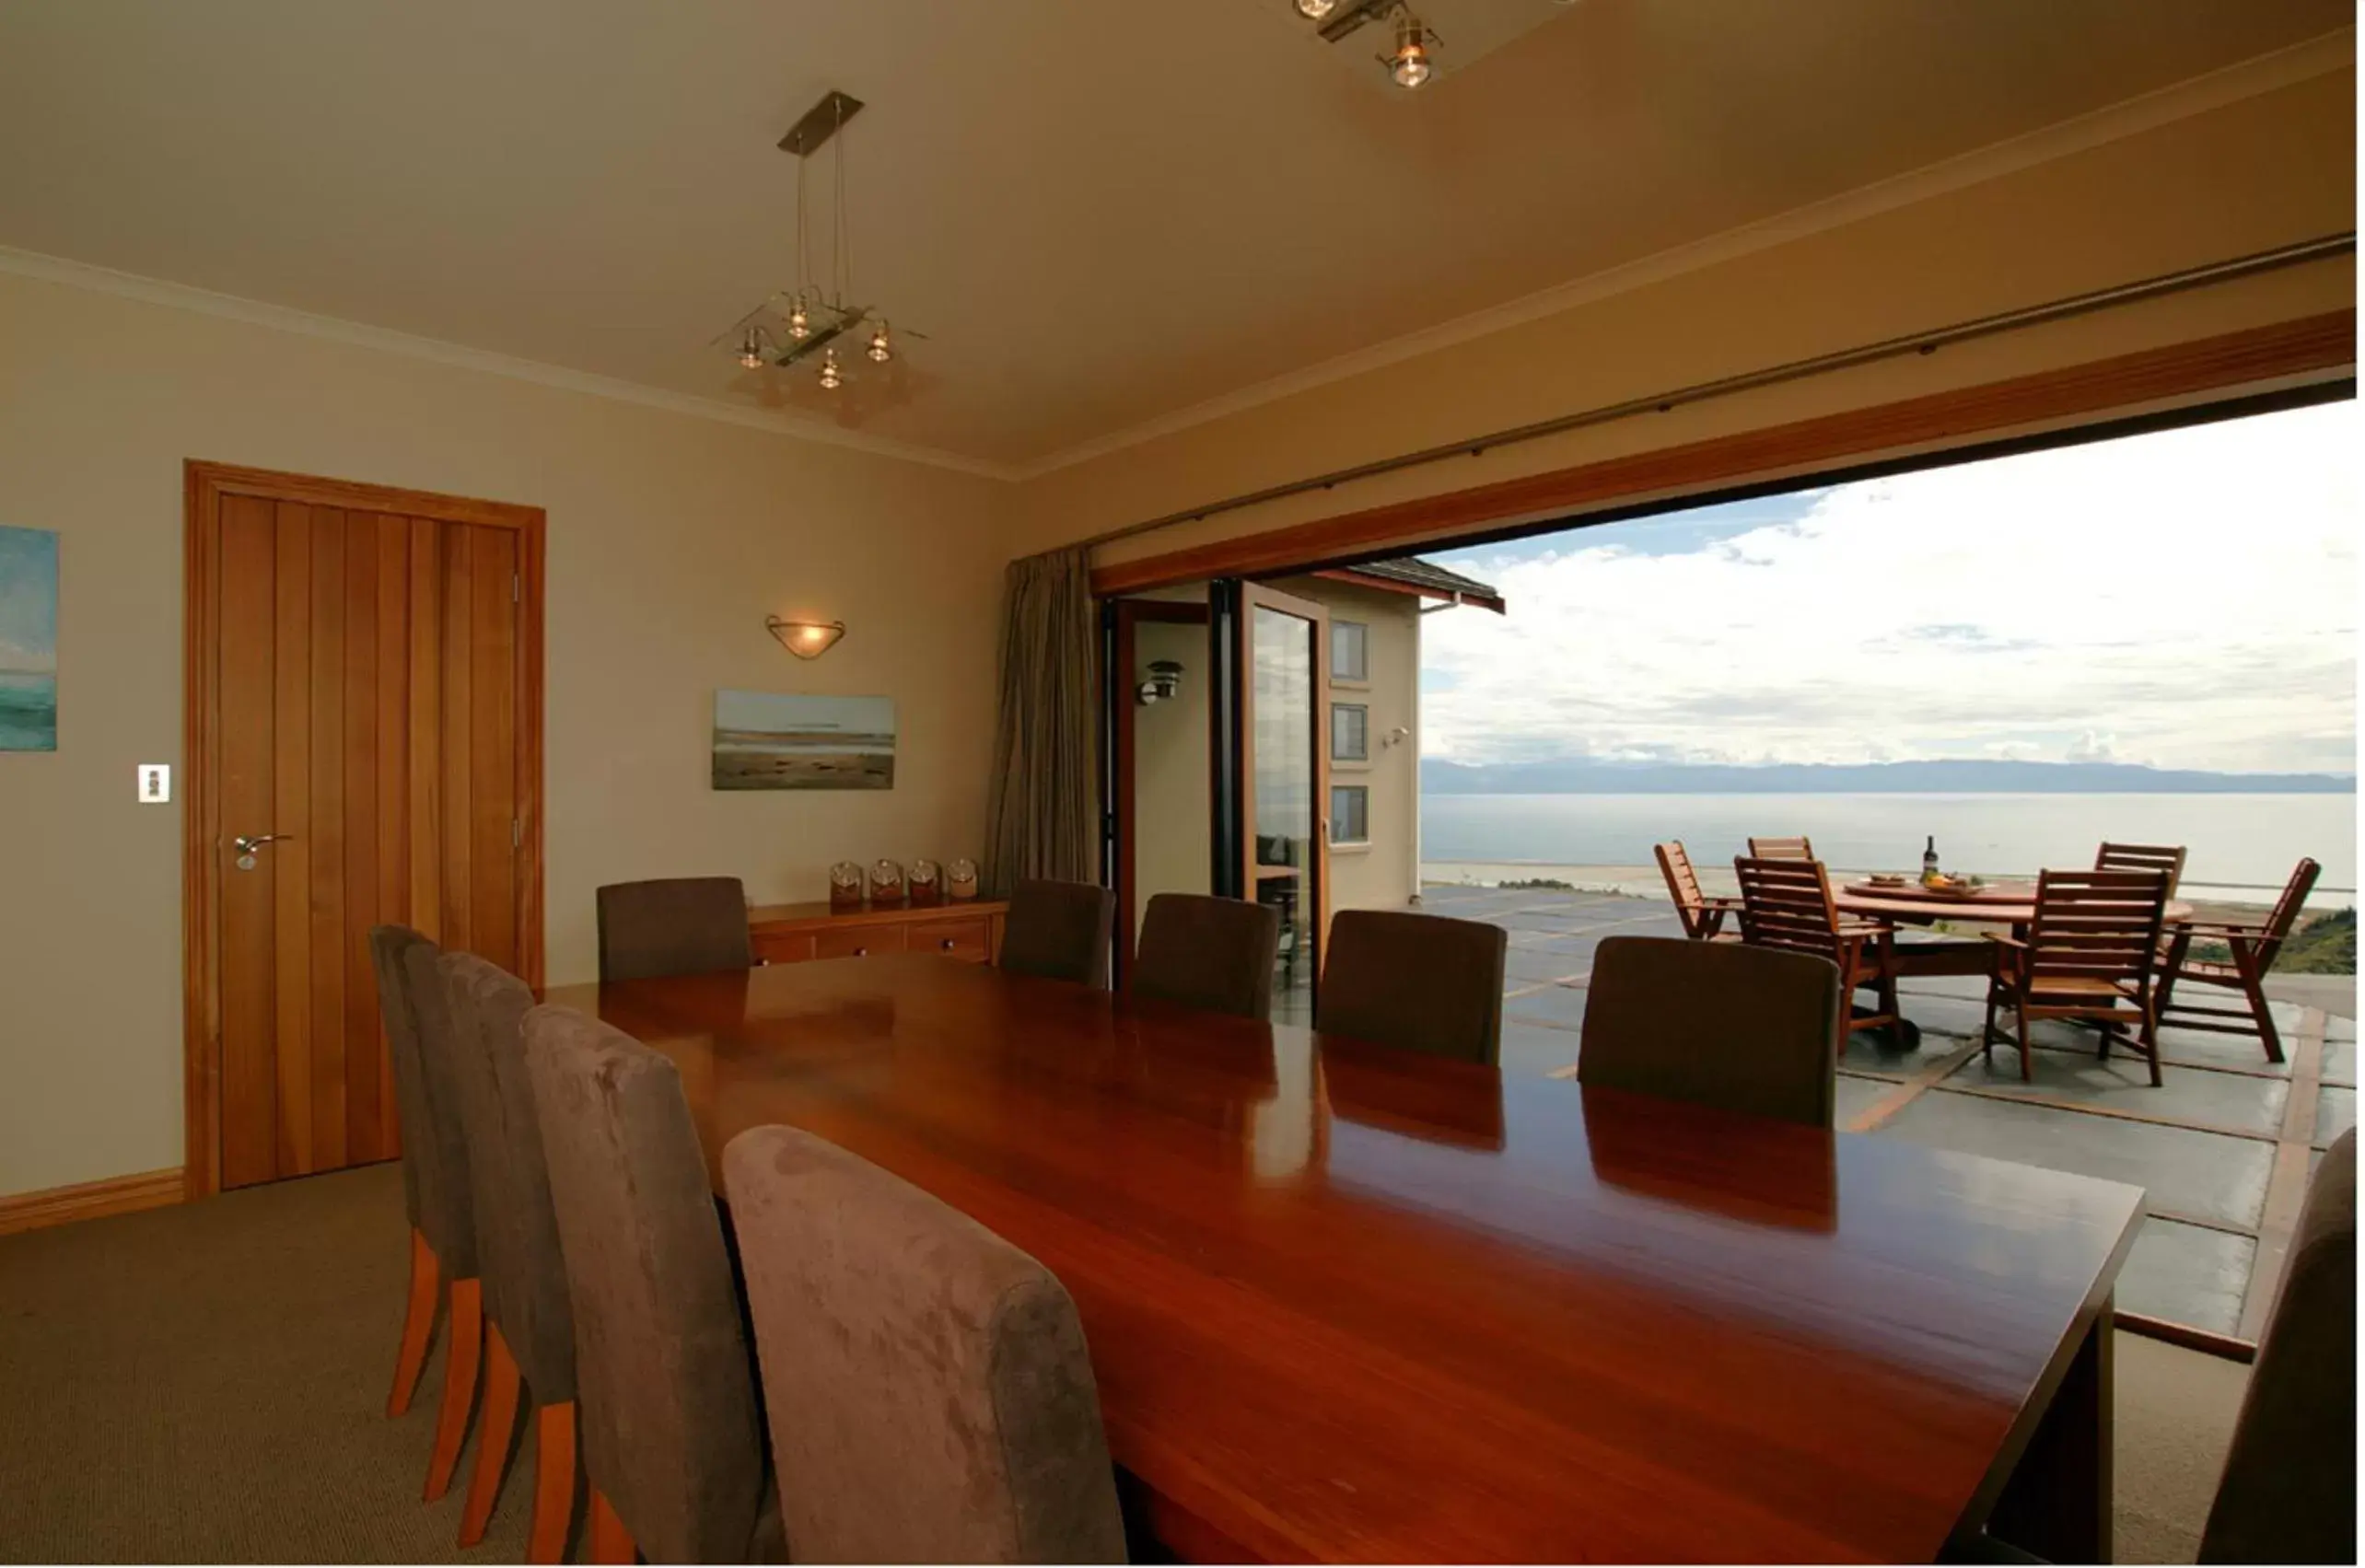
1423,402,2358,773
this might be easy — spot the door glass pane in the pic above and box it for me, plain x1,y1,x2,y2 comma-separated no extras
1252,605,1316,1020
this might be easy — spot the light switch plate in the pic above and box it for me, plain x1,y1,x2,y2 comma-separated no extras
138,763,171,803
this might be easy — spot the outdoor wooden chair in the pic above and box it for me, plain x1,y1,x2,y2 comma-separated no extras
1747,836,1815,861
1982,868,2171,1085
2156,856,2320,1064
1654,842,1739,941
1732,854,1909,1054
2096,841,2188,897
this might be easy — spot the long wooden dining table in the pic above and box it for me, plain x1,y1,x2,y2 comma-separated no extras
543,954,2146,1564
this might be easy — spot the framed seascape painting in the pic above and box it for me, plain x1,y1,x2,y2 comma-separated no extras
712,690,895,790
0,526,58,752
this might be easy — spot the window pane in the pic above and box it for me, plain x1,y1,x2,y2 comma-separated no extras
1331,784,1369,844
1333,703,1369,761
1332,620,1368,681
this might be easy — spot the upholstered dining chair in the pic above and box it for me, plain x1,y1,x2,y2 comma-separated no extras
1130,893,1281,1020
2199,1128,2355,1563
594,877,753,982
722,1125,1127,1564
437,952,578,1561
1317,910,1507,1066
1579,936,1842,1128
383,931,490,1504
999,878,1116,988
366,926,477,1440
521,1005,775,1565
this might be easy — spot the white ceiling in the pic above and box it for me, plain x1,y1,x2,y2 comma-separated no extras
0,1,2348,469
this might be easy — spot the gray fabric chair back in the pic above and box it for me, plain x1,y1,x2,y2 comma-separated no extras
1131,893,1280,1020
722,1125,1126,1564
1578,936,1840,1128
1318,910,1508,1066
2200,1127,2355,1564
595,877,753,982
438,951,576,1403
369,924,475,1277
999,878,1116,988
522,1005,765,1563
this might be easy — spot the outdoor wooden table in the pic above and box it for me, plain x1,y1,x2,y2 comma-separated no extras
1837,877,2195,929
543,954,2145,1564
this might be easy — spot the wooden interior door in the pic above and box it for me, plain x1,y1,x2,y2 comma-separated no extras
1236,582,1331,1007
185,462,543,1196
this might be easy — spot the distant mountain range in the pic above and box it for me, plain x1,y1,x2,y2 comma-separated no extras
1420,758,2357,795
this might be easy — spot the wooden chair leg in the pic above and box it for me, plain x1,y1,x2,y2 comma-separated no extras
2015,1001,2033,1083
2236,944,2286,1064
460,1320,522,1545
2141,1004,2164,1088
424,1276,483,1502
528,1400,577,1564
387,1227,440,1418
589,1488,636,1565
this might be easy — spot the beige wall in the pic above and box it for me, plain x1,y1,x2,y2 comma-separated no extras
1269,578,1425,917
0,267,1010,1199
1012,69,2355,565
1127,619,1212,937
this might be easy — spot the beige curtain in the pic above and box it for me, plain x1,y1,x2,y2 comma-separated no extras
983,547,1100,895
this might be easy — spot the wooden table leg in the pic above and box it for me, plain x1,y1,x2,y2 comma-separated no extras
1988,1299,2114,1562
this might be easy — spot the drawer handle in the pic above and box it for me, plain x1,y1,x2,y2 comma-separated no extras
853,946,868,958
940,937,955,950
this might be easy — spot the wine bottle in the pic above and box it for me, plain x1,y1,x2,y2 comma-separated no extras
1922,835,1940,887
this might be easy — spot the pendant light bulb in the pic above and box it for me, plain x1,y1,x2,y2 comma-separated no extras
818,348,844,390
1294,0,1337,17
1388,13,1434,87
787,299,811,340
867,321,893,364
736,329,766,370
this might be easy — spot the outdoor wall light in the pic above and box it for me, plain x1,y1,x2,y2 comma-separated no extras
766,616,847,659
1136,659,1184,704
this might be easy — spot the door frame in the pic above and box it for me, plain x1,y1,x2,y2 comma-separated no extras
1233,580,1333,996
181,459,547,1201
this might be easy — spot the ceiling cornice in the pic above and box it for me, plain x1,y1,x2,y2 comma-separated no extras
1009,24,2357,481
0,244,1023,481
0,24,2347,485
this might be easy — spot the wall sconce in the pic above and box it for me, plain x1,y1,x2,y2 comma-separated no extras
1136,659,1184,705
766,616,846,659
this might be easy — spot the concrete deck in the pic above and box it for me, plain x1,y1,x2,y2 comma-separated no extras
1412,881,2357,1347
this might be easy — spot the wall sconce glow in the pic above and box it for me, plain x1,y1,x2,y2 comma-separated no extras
766,616,847,658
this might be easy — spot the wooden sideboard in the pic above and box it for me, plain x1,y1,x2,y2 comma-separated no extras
748,900,1008,967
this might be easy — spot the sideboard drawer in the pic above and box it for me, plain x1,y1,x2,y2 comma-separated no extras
916,916,994,964
752,931,817,966
815,923,908,961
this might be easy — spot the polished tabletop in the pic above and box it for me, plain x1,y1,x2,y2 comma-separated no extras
544,956,2145,1563
1836,877,2194,927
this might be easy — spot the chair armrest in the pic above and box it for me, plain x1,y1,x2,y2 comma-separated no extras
1980,931,2029,950
2176,921,2267,938
1702,896,1742,911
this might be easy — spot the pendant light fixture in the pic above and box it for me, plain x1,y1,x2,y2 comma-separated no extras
1293,0,1337,17
1383,7,1438,87
720,90,922,390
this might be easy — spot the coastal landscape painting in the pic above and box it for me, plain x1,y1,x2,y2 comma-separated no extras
0,526,58,752
713,690,894,790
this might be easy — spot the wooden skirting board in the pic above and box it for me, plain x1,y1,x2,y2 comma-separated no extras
0,1167,186,1237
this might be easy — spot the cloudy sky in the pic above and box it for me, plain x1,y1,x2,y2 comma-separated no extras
1424,402,2357,775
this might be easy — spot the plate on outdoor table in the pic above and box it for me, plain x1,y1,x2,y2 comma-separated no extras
1866,874,1909,888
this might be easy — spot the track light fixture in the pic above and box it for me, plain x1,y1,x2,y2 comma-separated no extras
1384,7,1437,87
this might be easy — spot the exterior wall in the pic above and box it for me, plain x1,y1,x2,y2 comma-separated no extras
1128,616,1212,935
0,265,1011,1200
1271,577,1427,917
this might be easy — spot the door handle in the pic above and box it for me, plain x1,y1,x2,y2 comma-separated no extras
232,832,293,870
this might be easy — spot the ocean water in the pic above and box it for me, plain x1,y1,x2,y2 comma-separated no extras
1422,793,2358,900
0,674,56,751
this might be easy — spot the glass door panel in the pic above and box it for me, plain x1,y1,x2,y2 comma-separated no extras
1238,584,1330,1024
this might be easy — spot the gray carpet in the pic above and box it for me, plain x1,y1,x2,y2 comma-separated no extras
0,1163,532,1562
0,1162,2252,1562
